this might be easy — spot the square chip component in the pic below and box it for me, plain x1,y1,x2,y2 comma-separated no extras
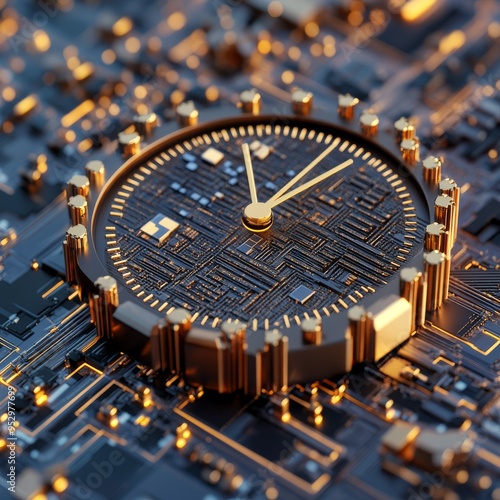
201,147,225,165
140,213,179,246
290,285,316,304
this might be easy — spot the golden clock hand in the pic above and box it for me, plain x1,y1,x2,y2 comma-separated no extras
242,143,258,204
268,140,339,203
266,159,353,209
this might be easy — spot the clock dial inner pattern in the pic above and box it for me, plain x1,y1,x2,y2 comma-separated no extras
97,118,427,328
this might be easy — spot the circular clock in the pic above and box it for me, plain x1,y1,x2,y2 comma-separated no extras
73,103,436,392
87,112,428,330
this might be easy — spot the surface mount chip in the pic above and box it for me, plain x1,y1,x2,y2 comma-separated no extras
140,214,179,246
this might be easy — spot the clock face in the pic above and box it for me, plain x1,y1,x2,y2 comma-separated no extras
93,115,427,329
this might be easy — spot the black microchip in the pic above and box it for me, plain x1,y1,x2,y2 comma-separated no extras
377,5,471,53
427,300,482,337
0,183,62,219
69,443,145,499
25,406,53,430
464,197,500,245
225,413,295,463
4,312,36,337
323,62,383,101
0,267,63,338
346,373,379,398
183,392,255,430
137,425,165,453
32,366,58,387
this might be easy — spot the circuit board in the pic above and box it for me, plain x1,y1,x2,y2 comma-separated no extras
0,1,499,499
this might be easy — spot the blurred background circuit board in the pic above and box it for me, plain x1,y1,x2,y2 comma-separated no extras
0,0,499,499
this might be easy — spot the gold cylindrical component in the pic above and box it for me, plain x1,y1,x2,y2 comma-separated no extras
97,404,119,428
118,131,141,157
360,112,379,137
166,308,192,374
439,178,460,244
242,202,273,232
20,167,43,192
348,305,374,363
85,160,106,188
270,393,291,422
134,112,159,137
151,318,168,372
425,251,446,312
175,423,191,449
425,222,447,253
348,306,365,363
293,385,323,424
433,193,455,302
63,224,87,285
400,139,420,165
66,224,87,251
176,100,198,126
426,219,453,302
434,195,456,247
29,153,48,173
291,88,313,115
263,330,288,393
221,320,247,393
239,89,261,115
67,174,90,199
422,156,442,185
443,254,451,301
301,317,322,345
92,276,119,339
417,277,427,326
394,117,415,142
134,384,153,408
68,194,87,225
338,93,359,120
400,267,423,334
300,385,319,404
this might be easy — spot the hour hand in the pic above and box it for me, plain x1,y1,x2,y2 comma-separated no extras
241,143,274,232
242,143,258,204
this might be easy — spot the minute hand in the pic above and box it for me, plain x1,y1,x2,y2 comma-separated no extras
268,140,338,203
266,159,353,209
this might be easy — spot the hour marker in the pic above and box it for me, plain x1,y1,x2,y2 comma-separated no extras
201,147,225,165
140,213,179,246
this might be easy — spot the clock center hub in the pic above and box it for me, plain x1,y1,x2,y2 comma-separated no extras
242,202,273,232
